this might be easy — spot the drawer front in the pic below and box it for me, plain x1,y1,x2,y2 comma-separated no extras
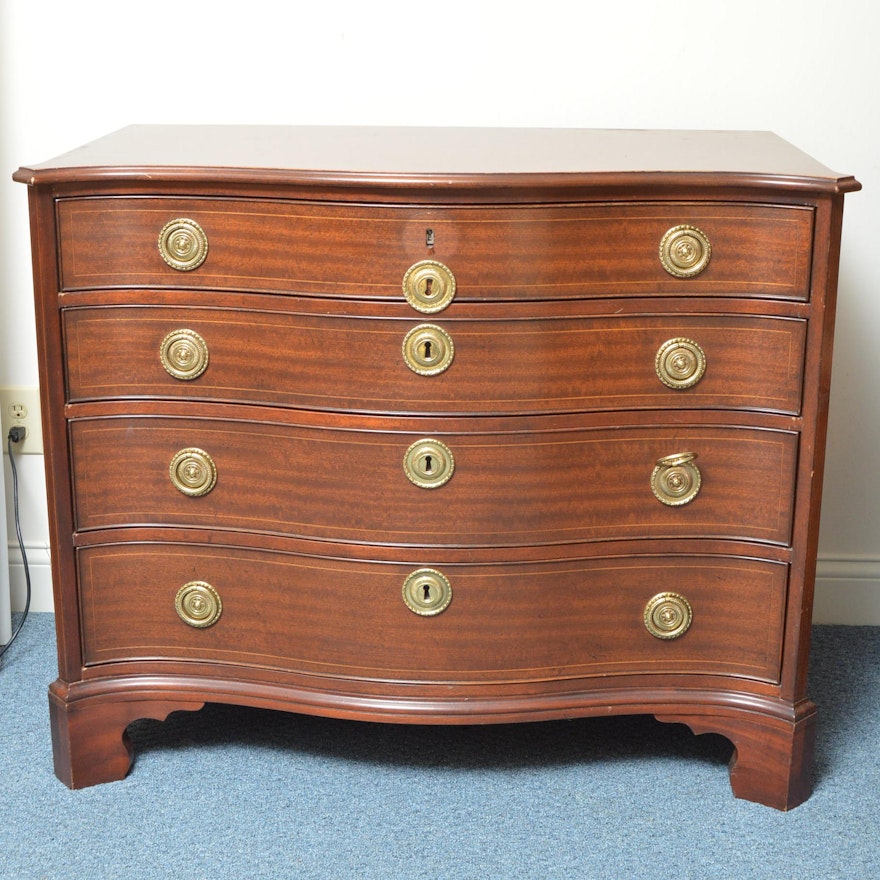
70,417,798,546
57,198,813,300
64,305,806,415
78,543,787,684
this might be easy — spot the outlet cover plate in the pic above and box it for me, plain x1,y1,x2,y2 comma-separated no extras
0,387,43,454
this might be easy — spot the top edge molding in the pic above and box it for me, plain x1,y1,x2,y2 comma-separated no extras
14,126,861,196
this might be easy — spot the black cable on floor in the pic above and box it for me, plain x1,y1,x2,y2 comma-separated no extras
0,429,32,664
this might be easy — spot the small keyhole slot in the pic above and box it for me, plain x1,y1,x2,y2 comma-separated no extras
404,438,454,488
403,568,451,616
422,278,435,298
422,340,433,360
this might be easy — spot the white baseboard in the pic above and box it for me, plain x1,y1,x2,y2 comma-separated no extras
9,543,54,613
813,556,880,625
8,543,880,625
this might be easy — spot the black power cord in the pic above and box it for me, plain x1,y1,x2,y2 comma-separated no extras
0,426,31,665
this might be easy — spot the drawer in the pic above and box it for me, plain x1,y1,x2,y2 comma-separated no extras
64,304,807,416
57,198,813,300
78,543,787,684
70,417,798,546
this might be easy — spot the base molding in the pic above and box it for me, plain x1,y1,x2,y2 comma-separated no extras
50,672,814,808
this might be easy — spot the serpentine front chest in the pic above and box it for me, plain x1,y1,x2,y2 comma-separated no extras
14,126,859,808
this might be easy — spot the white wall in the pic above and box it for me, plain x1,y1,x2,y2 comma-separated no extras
1,0,878,622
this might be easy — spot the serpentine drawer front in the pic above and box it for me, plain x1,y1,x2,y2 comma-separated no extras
63,302,807,415
69,416,798,546
15,126,858,808
56,198,813,299
77,543,788,684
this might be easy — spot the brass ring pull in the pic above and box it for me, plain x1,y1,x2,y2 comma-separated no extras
160,329,210,381
402,260,456,313
175,581,223,628
655,337,706,389
656,451,697,468
644,591,693,640
402,568,452,616
651,452,701,506
158,218,208,271
403,438,455,489
402,324,455,376
169,447,217,497
659,225,711,278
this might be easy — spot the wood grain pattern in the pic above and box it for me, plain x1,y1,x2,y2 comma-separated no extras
57,198,813,300
64,302,807,415
69,416,798,546
78,543,787,682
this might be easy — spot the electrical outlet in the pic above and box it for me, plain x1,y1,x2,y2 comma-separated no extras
0,387,43,454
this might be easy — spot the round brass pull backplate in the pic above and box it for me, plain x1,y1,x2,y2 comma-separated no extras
659,225,711,278
175,580,223,628
169,447,217,497
160,328,210,381
403,438,455,489
402,568,452,616
655,337,706,389
158,218,209,271
402,323,455,376
644,591,692,640
402,260,456,313
651,452,701,506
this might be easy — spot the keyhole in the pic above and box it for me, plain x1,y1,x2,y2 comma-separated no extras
422,340,433,360
402,568,451,615
422,278,434,298
423,455,433,473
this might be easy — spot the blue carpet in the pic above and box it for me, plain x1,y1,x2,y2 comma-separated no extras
1,615,878,879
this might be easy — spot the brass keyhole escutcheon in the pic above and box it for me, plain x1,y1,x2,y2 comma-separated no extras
404,438,455,489
402,260,456,313
655,337,706,389
160,328,210,381
169,447,218,497
644,591,692,640
158,218,209,272
659,225,711,278
402,324,455,376
651,452,701,506
402,568,452,616
175,580,223,628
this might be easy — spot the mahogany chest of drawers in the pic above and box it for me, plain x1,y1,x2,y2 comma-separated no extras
14,126,859,808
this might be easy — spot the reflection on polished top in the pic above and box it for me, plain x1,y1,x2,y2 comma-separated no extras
14,126,858,191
